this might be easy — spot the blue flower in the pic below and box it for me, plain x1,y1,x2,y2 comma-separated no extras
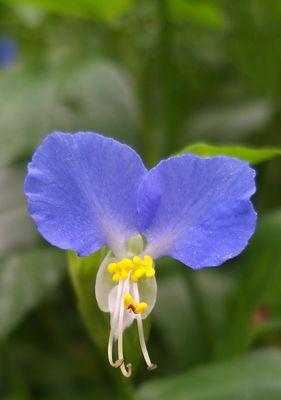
24,132,257,377
0,36,18,69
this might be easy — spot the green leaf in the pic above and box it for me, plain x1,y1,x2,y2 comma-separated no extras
0,247,65,341
68,249,109,351
137,350,281,400
4,0,132,21
168,0,226,29
215,211,281,358
180,143,281,164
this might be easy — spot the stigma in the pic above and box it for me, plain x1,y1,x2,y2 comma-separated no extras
106,254,157,377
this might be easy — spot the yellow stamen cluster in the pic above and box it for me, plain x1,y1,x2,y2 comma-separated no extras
107,255,155,283
124,293,147,314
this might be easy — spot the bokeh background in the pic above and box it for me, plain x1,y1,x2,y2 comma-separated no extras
0,1,281,399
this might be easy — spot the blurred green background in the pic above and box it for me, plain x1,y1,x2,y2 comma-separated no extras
0,1,281,399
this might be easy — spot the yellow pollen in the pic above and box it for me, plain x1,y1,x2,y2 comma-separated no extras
123,293,147,314
107,255,155,282
143,255,153,267
112,272,120,282
146,267,155,278
133,256,142,265
120,270,128,279
134,268,145,279
124,293,133,307
135,302,147,314
107,262,117,273
129,274,136,282
123,258,133,268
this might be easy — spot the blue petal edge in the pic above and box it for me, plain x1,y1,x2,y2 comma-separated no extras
138,154,257,269
24,131,147,257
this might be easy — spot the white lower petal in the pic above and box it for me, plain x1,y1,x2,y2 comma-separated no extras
109,284,135,339
95,252,115,312
137,275,157,319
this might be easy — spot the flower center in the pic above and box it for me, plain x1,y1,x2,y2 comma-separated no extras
106,254,157,377
107,255,155,282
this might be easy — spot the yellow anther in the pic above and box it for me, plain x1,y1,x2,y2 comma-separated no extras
124,293,133,307
124,294,147,314
107,263,117,273
146,267,155,278
135,302,148,314
143,255,153,267
118,260,125,268
108,255,155,282
121,270,128,279
133,256,142,265
135,268,145,279
123,258,133,268
112,272,120,282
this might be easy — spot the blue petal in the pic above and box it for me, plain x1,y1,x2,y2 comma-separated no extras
138,154,257,269
24,132,147,257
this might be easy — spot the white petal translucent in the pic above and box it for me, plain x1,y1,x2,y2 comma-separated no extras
137,276,157,319
108,285,135,339
95,252,115,312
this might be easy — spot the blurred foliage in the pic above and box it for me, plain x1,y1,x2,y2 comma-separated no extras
4,0,132,21
0,0,281,399
0,61,139,167
137,350,281,400
0,248,65,341
215,210,281,359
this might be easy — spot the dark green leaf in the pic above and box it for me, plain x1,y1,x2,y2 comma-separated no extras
180,143,280,164
138,350,281,400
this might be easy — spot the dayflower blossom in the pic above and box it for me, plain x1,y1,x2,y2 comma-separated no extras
24,132,257,377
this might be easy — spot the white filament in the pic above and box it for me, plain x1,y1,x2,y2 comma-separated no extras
106,268,156,377
133,283,156,370
107,279,124,368
117,277,132,377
